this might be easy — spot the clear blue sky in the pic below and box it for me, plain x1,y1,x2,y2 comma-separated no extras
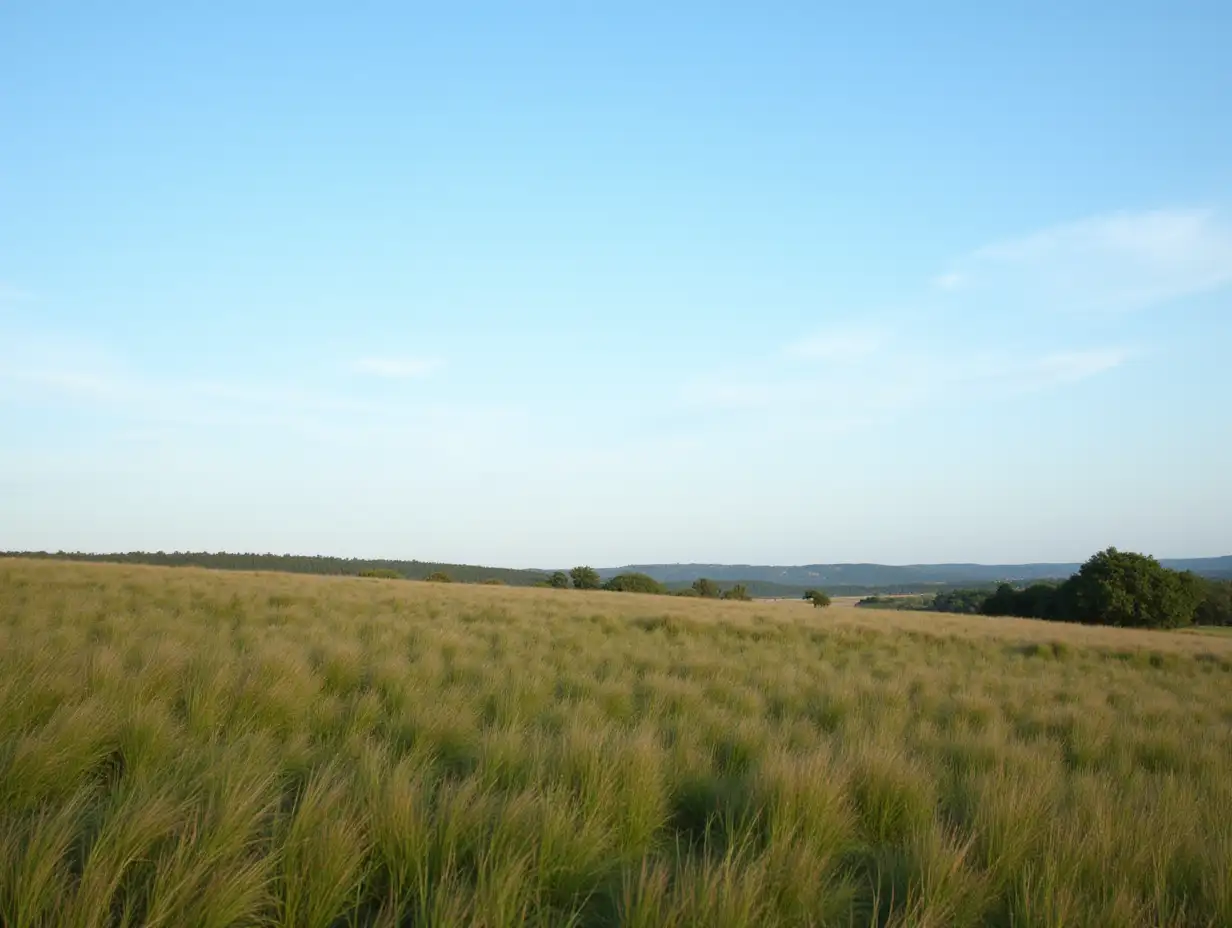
2,3,1230,568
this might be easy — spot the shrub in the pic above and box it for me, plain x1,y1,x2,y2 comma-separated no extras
424,571,452,583
805,590,831,608
603,573,666,594
721,584,751,601
358,569,403,580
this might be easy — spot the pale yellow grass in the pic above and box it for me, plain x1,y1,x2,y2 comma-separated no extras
1,558,1230,927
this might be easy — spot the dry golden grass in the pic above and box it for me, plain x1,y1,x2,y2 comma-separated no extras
2,558,1231,926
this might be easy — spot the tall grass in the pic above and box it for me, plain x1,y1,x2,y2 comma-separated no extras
1,559,1230,926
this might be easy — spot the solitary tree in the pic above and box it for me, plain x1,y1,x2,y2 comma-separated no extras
603,572,666,594
548,571,570,589
692,578,721,598
570,566,602,590
805,589,831,608
1061,548,1203,629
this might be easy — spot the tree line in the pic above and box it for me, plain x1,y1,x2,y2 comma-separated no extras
860,548,1232,629
534,568,756,600
3,550,550,586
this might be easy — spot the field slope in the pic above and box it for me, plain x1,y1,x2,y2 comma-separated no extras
2,559,1230,927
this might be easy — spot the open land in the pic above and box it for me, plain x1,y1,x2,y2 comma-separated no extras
2,558,1230,927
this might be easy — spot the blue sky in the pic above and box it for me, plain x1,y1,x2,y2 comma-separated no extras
2,3,1230,568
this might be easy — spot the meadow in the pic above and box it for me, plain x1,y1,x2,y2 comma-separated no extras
1,559,1231,927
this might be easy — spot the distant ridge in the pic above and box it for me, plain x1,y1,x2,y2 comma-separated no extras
0,551,550,586
4,550,1228,593
597,557,1232,588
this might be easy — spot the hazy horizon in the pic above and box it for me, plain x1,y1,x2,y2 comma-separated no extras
5,547,1229,575
3,4,1230,566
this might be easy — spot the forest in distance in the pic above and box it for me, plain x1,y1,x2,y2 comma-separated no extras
1,549,1097,598
4,546,1231,631
859,548,1232,629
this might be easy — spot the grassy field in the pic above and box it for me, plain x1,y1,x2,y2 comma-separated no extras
2,560,1231,927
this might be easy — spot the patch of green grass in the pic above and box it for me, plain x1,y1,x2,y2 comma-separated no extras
1,559,1230,926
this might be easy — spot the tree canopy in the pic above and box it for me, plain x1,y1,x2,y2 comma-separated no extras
980,548,1207,629
603,572,666,594
570,566,602,590
1062,548,1203,629
1195,577,1232,626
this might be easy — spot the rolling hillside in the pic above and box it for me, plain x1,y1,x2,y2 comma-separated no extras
602,556,1232,588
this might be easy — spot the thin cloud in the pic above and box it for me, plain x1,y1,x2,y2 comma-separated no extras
786,326,886,361
352,357,446,379
0,283,34,304
1025,347,1129,384
939,208,1232,312
682,345,1127,420
679,379,779,410
969,347,1130,394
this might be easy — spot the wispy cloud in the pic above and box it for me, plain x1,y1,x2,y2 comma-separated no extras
4,368,130,401
683,208,1179,427
969,347,1130,395
679,379,780,411
352,357,445,379
681,344,1126,420
940,208,1232,312
0,283,34,305
0,347,526,466
1015,347,1128,387
786,326,886,361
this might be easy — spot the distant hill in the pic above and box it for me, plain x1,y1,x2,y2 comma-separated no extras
7,550,1228,595
659,579,1018,599
602,556,1232,589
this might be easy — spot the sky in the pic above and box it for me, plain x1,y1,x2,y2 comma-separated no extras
2,3,1231,568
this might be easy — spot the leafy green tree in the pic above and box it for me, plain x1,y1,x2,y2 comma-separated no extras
570,566,602,590
1195,578,1232,626
692,578,721,598
424,571,452,583
603,572,666,594
982,583,1019,617
807,590,831,608
721,584,751,601
1062,548,1203,629
931,588,987,614
548,571,570,589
